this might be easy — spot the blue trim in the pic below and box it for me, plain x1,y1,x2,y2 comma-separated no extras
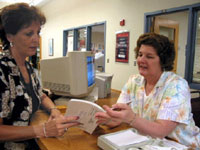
63,21,106,32
86,26,91,51
190,83,200,90
73,29,78,50
191,12,197,80
103,22,106,72
144,10,163,17
185,7,200,88
144,16,152,33
144,2,200,17
63,31,67,56
185,8,194,81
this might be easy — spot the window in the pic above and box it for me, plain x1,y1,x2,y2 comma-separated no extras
77,28,86,51
91,25,105,71
67,30,74,52
193,11,200,84
63,22,106,72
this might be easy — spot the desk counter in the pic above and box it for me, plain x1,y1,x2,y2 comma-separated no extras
31,90,130,150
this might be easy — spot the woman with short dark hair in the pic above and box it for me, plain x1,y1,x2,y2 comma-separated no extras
96,32,200,149
134,32,175,71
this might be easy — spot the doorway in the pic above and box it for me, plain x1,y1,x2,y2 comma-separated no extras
147,11,189,78
91,25,105,72
145,3,200,89
153,17,179,73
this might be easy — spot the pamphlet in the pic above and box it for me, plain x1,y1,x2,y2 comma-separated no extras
65,99,105,134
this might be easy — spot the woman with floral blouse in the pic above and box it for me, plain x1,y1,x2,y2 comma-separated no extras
0,3,80,150
96,33,200,149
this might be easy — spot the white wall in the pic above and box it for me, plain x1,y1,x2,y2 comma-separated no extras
0,2,10,8
40,0,200,90
2,0,198,91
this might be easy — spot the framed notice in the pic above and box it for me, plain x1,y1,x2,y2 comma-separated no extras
115,32,129,63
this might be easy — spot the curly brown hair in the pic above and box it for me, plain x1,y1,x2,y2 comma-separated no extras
134,32,175,71
0,3,46,50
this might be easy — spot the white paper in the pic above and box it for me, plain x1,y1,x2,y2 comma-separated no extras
104,130,149,146
162,138,188,149
143,145,176,150
143,145,186,150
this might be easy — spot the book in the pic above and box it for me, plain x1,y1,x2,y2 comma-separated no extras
65,99,105,134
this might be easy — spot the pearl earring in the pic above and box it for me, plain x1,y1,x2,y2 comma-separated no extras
10,42,13,47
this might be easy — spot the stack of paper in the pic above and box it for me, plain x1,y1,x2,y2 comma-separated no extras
97,129,151,150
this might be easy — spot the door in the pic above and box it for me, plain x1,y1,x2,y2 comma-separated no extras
91,24,105,72
153,17,179,73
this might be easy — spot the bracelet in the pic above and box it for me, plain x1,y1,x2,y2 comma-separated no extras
129,113,137,126
43,123,47,138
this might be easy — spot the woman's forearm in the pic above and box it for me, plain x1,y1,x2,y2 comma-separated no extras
130,116,178,138
41,94,57,112
0,124,43,141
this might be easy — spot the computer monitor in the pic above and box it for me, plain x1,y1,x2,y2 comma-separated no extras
40,51,95,98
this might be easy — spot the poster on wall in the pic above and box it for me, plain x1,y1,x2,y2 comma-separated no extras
115,31,129,63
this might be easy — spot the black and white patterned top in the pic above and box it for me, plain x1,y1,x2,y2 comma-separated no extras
0,50,43,150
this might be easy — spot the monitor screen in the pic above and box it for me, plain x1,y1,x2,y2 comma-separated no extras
87,56,95,87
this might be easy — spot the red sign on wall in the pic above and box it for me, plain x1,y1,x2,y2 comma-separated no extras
115,32,129,63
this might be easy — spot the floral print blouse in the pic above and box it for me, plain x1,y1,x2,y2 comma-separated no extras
0,50,43,150
117,71,200,149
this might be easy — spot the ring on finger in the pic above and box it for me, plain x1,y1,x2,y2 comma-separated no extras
65,128,68,132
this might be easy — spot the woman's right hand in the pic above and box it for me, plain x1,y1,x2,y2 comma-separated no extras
45,115,80,137
34,115,80,138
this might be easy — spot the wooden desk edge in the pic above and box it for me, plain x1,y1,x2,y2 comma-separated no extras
32,90,121,150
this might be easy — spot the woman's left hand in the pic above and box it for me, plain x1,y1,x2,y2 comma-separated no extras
48,108,62,121
95,111,122,127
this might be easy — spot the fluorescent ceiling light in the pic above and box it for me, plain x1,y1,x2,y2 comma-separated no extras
0,0,46,6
